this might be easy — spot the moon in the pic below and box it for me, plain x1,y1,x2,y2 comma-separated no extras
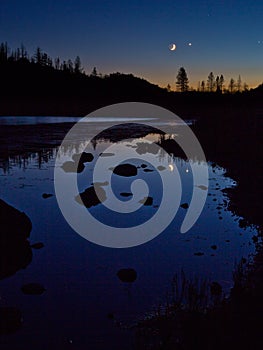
169,43,176,51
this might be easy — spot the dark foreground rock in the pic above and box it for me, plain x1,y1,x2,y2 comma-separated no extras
0,199,32,279
0,307,22,334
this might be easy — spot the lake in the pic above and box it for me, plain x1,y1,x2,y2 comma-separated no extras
0,115,257,349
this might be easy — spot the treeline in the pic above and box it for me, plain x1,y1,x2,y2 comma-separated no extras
175,67,250,93
0,41,167,100
0,41,95,75
198,72,248,93
1,42,263,116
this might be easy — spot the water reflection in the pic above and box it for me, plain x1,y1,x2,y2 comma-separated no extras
0,117,258,349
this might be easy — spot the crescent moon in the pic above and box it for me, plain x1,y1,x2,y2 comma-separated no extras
169,43,176,51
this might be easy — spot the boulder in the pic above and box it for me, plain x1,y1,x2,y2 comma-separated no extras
113,164,137,177
0,199,32,279
117,268,137,283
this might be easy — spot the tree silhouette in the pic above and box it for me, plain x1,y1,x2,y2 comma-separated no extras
243,82,249,91
54,57,60,70
20,43,28,60
0,42,8,62
201,80,205,92
237,75,242,92
219,74,225,92
229,78,236,93
91,66,98,77
216,76,220,92
67,59,74,73
34,47,42,65
176,67,189,92
207,72,215,92
74,56,83,74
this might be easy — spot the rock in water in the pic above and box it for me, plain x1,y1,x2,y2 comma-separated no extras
139,197,153,206
75,185,106,208
42,193,53,199
79,152,94,163
61,161,85,173
180,203,189,209
31,242,44,249
120,192,133,197
72,152,94,163
194,252,204,256
21,283,46,295
0,199,32,279
117,268,137,283
113,164,137,177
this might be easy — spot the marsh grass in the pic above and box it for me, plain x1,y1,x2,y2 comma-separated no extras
150,270,224,320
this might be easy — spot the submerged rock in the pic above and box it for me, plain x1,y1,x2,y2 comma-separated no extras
31,242,44,249
72,152,94,163
143,169,154,173
75,185,106,208
113,164,137,177
42,193,53,199
180,203,189,209
99,152,115,157
79,152,94,163
0,199,32,279
194,252,204,256
117,268,137,283
21,283,46,295
139,196,153,206
120,192,133,197
61,160,84,173
197,185,208,191
157,165,166,171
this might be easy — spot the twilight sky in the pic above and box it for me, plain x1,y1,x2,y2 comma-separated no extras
1,0,263,88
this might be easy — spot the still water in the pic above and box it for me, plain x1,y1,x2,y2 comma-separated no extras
0,116,257,349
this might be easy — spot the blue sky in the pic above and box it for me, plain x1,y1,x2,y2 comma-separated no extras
1,0,263,88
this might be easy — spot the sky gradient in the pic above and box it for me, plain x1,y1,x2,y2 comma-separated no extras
1,0,263,89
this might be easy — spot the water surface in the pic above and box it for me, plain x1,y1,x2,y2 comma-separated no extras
0,116,257,349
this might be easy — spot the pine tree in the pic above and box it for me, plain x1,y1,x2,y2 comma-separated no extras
229,78,236,93
207,72,215,92
219,75,225,92
175,67,189,92
91,66,98,77
237,75,242,92
74,56,83,74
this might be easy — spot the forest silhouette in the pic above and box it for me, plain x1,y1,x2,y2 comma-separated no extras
1,42,263,117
